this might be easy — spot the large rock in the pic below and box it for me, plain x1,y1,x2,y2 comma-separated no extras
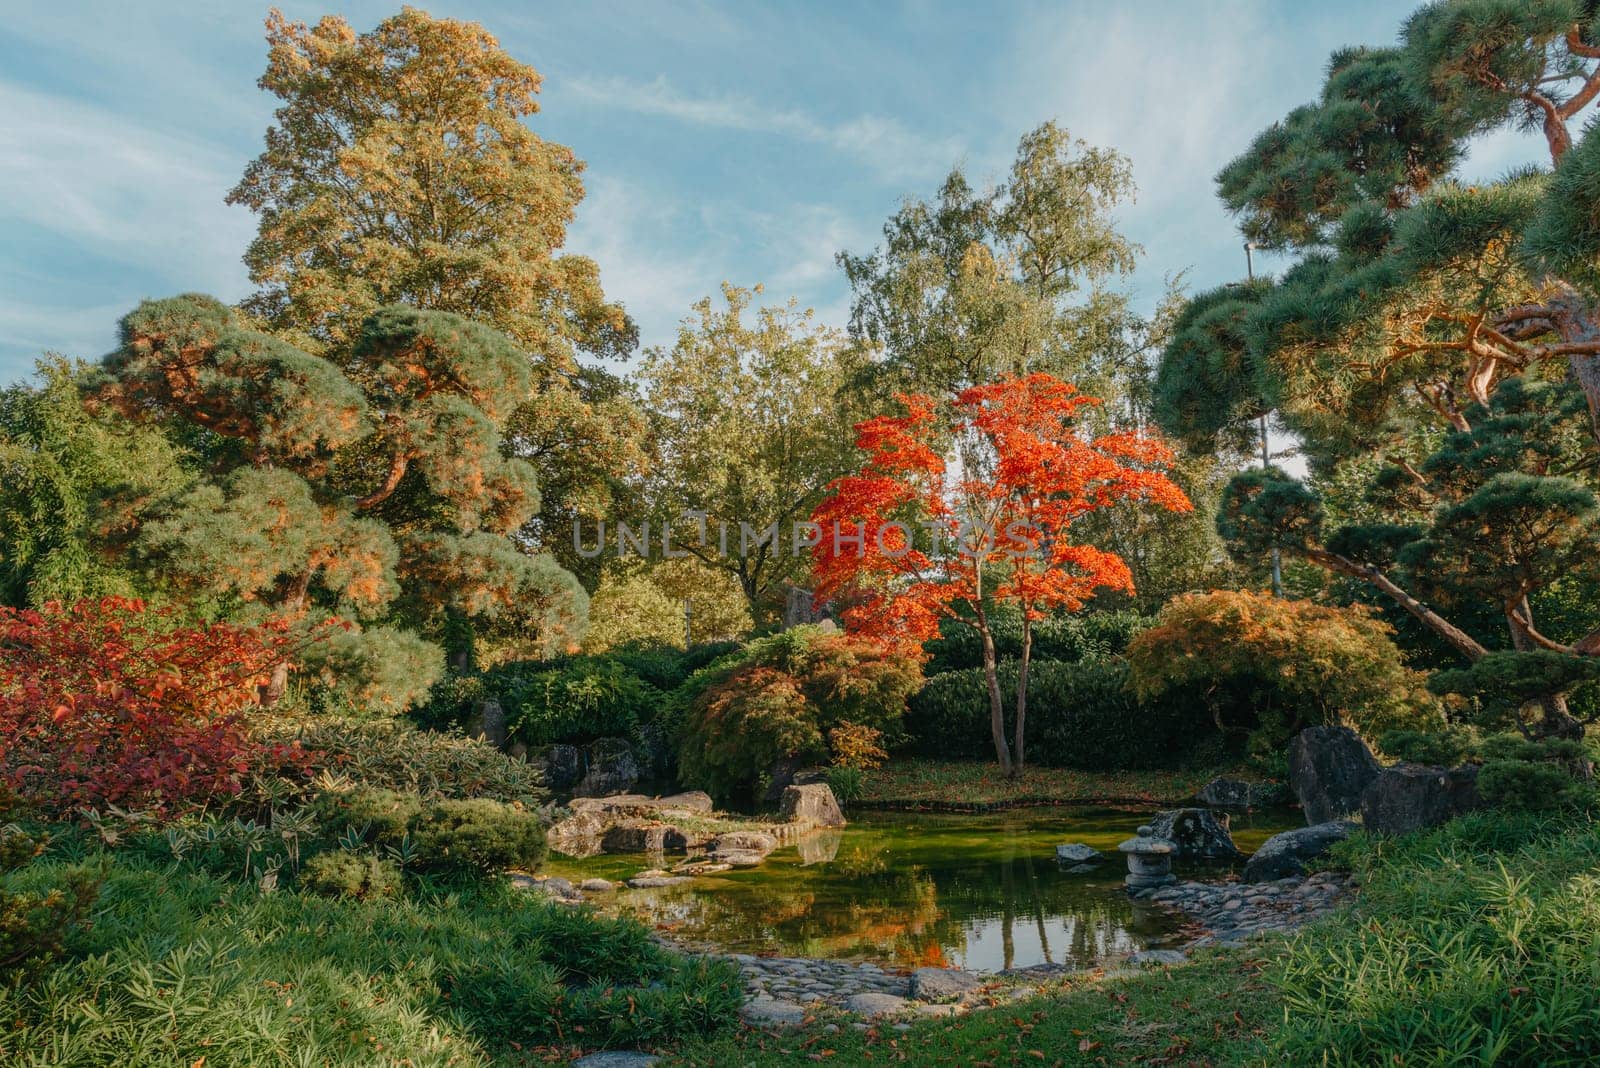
531,743,582,792
1055,843,1104,864
709,830,777,868
1147,808,1243,861
574,737,640,798
910,967,982,1003
546,809,606,857
1243,820,1355,882
1289,726,1381,824
1193,777,1288,809
1360,763,1482,835
570,791,714,817
601,819,680,854
778,783,846,827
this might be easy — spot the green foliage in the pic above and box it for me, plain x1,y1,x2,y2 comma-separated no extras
1126,591,1442,746
314,787,424,847
1430,649,1600,726
676,626,922,798
299,850,403,901
280,719,548,806
1377,725,1481,766
0,359,184,609
824,766,866,805
497,656,666,747
86,293,588,711
1271,810,1600,1064
923,606,1151,675
1524,118,1600,290
0,855,740,1063
0,827,45,873
906,658,1211,769
0,863,101,974
1476,734,1596,812
409,798,546,876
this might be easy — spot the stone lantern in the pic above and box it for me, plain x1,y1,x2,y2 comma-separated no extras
1118,825,1175,891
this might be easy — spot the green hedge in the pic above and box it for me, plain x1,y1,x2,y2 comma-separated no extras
905,657,1218,769
923,609,1150,675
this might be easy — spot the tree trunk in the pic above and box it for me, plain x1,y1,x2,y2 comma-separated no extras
1508,601,1586,741
1013,617,1033,776
978,621,1013,776
1307,548,1488,661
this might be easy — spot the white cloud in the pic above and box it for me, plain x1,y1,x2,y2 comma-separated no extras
564,74,960,182
0,80,255,290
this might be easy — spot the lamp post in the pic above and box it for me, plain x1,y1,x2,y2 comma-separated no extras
1245,242,1284,598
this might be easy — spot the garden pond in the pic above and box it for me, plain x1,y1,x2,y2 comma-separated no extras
544,805,1300,972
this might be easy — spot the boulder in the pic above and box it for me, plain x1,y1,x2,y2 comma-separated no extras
910,967,982,1003
740,995,808,1027
625,874,692,889
1360,763,1482,835
546,809,606,857
1289,726,1381,824
655,791,715,814
1129,949,1188,967
778,783,846,828
464,697,507,750
844,992,912,1019
574,737,640,798
1193,777,1288,809
579,878,615,892
1055,843,1104,864
1242,820,1355,882
531,743,582,792
572,1053,659,1068
601,819,678,853
570,791,713,817
1146,808,1243,861
761,756,804,804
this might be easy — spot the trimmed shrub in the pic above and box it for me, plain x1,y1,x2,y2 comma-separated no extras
281,719,547,806
300,851,403,901
314,786,423,845
410,798,546,875
0,863,101,973
923,607,1151,675
906,658,1212,768
1377,725,1481,766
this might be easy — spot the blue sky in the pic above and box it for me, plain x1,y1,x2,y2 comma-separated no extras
0,0,1549,387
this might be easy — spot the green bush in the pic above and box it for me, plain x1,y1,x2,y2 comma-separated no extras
1270,812,1600,1064
676,626,922,798
905,658,1212,768
0,855,741,1063
825,766,866,804
923,607,1150,675
299,851,403,901
0,863,101,973
314,786,423,846
1377,725,1481,766
410,798,546,875
274,719,547,806
1476,735,1595,813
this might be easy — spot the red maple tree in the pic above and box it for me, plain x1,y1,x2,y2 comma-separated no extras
811,373,1191,775
0,598,310,816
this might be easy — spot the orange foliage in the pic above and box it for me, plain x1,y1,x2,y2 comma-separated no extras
811,373,1192,650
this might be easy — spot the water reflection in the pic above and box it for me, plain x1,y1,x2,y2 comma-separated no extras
547,806,1298,971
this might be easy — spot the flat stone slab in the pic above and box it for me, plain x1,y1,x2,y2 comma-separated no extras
571,1053,659,1068
740,995,809,1027
1129,949,1188,966
909,966,983,1003
843,992,913,1018
626,875,692,889
1055,842,1104,863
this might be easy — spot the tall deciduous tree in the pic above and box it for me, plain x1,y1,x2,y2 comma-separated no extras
636,285,868,620
228,8,645,588
840,122,1146,408
1157,0,1600,737
811,374,1190,775
90,295,586,711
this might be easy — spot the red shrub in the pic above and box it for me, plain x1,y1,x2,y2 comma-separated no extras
0,598,303,816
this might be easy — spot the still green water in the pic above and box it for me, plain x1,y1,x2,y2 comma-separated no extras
545,806,1298,972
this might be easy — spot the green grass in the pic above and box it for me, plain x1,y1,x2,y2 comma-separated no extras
0,855,742,1066
858,758,1259,808
666,950,1279,1066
